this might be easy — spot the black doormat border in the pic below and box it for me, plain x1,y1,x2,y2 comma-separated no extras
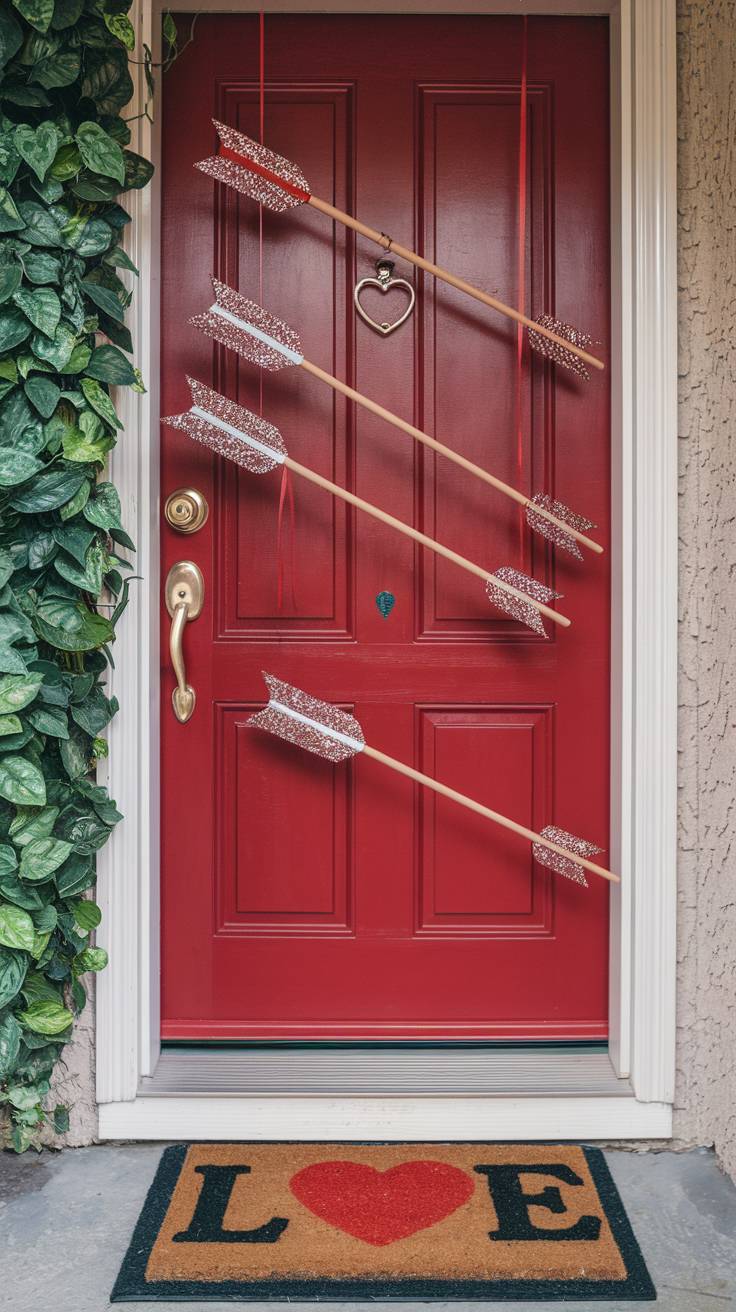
111,1142,656,1302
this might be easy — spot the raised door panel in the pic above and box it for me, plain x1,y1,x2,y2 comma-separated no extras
216,87,354,639
418,86,549,640
417,706,553,934
216,704,353,933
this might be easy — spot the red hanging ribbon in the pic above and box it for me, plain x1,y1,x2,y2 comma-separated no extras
257,12,298,612
515,16,528,539
275,463,297,611
217,143,312,204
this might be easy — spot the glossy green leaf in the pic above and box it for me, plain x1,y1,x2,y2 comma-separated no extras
75,121,125,185
59,721,89,777
24,374,60,417
61,212,113,256
0,186,24,232
13,286,61,336
123,150,154,191
0,902,35,950
79,376,121,429
103,10,134,49
11,0,55,34
10,466,84,512
80,276,124,322
0,306,31,351
0,843,18,876
27,702,68,737
19,1000,74,1035
49,141,79,181
9,804,59,847
58,476,90,520
82,480,122,530
34,46,80,90
17,198,62,246
0,754,46,805
14,122,59,182
71,899,100,931
0,263,22,303
0,446,43,486
55,853,94,897
0,7,23,68
0,545,14,587
0,945,26,1007
34,605,112,652
20,836,73,882
0,673,42,713
30,320,76,369
74,945,107,974
84,342,136,385
0,1013,22,1080
80,46,133,115
22,249,60,284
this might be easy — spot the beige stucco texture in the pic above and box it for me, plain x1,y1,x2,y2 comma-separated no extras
26,2,736,1180
673,0,736,1179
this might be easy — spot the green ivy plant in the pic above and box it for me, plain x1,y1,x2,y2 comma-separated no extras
0,0,153,1152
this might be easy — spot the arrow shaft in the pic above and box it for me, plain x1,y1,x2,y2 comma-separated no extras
285,454,569,627
298,358,601,556
361,744,618,883
307,193,604,373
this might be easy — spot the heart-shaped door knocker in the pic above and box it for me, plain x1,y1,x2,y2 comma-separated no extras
354,259,416,337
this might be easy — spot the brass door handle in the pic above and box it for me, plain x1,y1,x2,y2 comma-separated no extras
165,562,204,723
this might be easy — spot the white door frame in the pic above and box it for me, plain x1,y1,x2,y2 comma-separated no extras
96,0,677,1140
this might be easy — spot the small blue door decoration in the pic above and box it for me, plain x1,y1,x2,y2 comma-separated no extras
375,591,396,619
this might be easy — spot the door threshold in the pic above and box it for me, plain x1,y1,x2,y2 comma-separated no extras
139,1046,630,1098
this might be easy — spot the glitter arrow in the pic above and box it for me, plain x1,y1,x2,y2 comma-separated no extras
196,120,604,379
249,672,617,887
189,280,602,561
164,378,567,635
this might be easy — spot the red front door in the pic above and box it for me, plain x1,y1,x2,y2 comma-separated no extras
160,14,611,1040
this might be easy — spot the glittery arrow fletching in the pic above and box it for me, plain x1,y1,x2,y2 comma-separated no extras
248,672,365,764
527,314,593,380
195,121,311,213
162,378,286,473
525,493,596,561
486,567,561,637
532,825,603,888
189,280,303,372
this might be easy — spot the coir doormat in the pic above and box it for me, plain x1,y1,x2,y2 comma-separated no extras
112,1142,655,1302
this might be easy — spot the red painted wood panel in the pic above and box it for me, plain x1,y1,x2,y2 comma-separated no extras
160,14,611,1039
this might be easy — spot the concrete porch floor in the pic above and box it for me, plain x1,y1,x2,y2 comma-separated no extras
1,1145,735,1311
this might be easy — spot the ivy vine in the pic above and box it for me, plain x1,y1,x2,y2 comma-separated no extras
0,0,153,1151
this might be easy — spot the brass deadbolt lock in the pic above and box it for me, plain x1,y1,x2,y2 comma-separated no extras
164,488,209,534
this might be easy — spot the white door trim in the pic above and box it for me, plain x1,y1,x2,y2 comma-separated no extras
95,0,678,1136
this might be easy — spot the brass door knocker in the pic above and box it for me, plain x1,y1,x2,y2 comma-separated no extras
354,259,416,337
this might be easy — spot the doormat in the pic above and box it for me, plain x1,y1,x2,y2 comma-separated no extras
112,1142,655,1302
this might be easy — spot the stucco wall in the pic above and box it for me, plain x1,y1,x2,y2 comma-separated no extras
673,0,736,1179
34,2,736,1176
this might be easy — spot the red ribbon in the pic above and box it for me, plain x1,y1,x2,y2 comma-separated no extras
276,463,297,611
515,16,528,531
251,13,298,611
218,143,311,204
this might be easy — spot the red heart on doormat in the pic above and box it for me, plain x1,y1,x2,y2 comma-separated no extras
289,1160,475,1246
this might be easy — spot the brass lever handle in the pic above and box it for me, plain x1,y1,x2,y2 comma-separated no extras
164,561,204,723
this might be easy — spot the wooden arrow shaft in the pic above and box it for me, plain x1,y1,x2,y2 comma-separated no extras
361,743,618,883
285,454,569,628
307,193,605,373
298,358,602,556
